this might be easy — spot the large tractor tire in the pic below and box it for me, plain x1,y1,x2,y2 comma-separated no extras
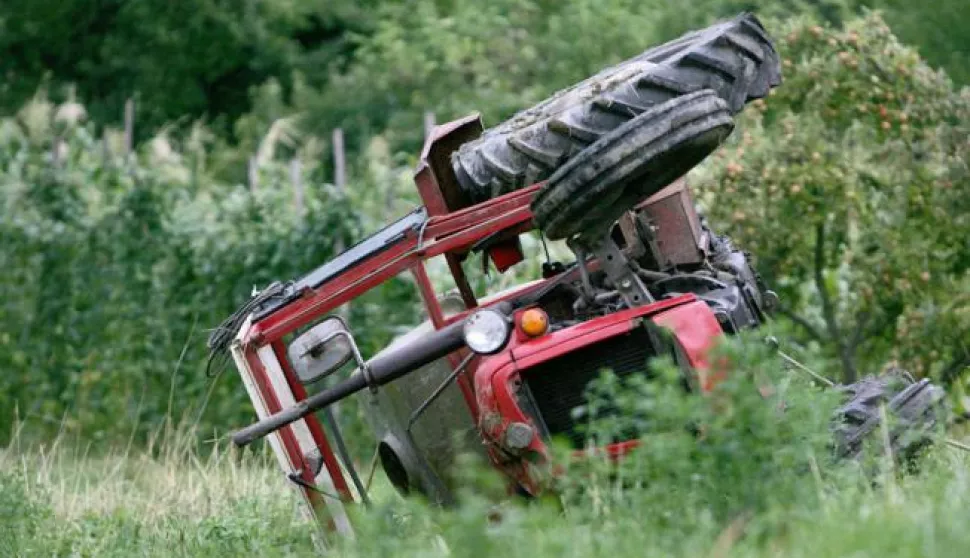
451,12,781,204
533,90,734,240
834,370,948,463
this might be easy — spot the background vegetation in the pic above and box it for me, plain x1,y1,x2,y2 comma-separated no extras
1,0,966,444
0,1,968,555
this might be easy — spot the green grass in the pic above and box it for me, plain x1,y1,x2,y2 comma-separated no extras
0,427,318,557
1,438,968,557
2,342,967,557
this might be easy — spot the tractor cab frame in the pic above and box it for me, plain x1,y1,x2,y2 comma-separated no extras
228,114,741,543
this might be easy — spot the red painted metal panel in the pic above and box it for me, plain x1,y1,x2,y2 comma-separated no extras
250,187,537,346
650,300,724,391
471,294,703,494
510,294,697,362
414,166,450,216
425,184,540,239
271,340,352,499
411,263,446,328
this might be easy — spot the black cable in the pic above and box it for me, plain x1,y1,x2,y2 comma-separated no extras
321,406,371,507
538,229,552,263
205,281,288,378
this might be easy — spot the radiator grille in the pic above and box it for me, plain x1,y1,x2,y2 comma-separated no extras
521,327,657,447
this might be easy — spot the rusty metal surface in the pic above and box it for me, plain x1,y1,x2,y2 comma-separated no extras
415,113,484,215
635,178,706,269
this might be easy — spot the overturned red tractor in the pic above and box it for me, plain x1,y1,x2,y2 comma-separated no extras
215,13,945,543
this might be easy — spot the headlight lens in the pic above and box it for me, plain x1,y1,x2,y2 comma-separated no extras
463,309,511,354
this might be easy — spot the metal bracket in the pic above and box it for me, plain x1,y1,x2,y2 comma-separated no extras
571,232,654,308
569,243,597,305
633,211,668,270
286,470,342,501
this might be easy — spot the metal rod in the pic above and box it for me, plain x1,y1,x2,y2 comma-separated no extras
321,406,371,506
407,351,476,433
232,317,472,446
945,438,970,453
778,349,835,388
364,444,381,492
569,243,596,303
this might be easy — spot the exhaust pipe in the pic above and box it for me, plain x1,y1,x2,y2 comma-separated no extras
231,317,470,447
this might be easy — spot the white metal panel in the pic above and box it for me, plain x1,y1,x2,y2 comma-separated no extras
256,344,355,538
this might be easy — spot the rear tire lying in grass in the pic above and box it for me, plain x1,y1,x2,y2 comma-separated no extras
833,369,948,463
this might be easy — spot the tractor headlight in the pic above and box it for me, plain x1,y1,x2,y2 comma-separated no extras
463,309,511,355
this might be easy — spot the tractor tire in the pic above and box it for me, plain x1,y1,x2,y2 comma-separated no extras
833,370,947,463
532,90,734,240
451,12,780,204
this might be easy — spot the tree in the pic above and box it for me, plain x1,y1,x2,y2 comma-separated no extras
694,14,970,385
0,0,383,137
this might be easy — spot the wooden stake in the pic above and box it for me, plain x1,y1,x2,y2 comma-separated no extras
124,98,135,157
290,158,304,221
424,111,436,140
248,156,259,193
102,135,111,166
331,129,349,319
51,136,62,168
332,128,346,190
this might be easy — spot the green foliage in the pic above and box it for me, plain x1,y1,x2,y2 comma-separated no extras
256,0,856,158
0,0,967,455
862,0,970,85
0,95,403,443
695,13,970,385
0,0,384,137
0,473,53,556
4,446,970,556
562,333,843,542
0,443,319,557
0,4,968,555
2,0,969,154
258,0,970,159
0,336,965,556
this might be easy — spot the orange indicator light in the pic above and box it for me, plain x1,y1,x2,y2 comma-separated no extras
520,308,549,337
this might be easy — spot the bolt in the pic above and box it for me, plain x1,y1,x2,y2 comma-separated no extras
504,422,535,450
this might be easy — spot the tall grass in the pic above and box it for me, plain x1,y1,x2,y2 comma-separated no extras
2,336,966,557
4,429,965,557
0,422,317,556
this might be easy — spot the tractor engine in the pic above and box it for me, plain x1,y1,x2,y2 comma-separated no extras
529,179,774,336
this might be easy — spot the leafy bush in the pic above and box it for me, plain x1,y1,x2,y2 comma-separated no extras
561,333,844,544
695,13,970,388
0,1,386,137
